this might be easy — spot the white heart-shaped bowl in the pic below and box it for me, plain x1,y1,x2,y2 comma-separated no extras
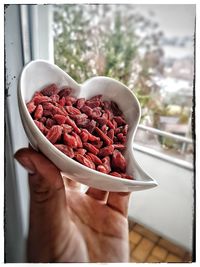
18,59,158,192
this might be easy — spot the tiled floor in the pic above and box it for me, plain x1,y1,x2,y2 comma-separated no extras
129,220,192,263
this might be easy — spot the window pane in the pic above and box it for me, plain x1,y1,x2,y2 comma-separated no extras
52,4,195,163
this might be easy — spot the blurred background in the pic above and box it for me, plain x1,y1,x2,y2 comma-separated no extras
53,4,194,162
5,4,195,263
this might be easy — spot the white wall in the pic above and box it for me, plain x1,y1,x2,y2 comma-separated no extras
129,149,194,251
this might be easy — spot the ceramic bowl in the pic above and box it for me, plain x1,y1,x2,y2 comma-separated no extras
18,59,158,192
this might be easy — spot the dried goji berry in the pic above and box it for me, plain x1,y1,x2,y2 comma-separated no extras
55,105,68,116
73,114,90,128
103,101,111,111
107,119,115,129
41,102,55,111
41,83,59,96
59,97,66,107
112,119,118,129
80,129,89,142
66,106,81,115
54,114,66,125
63,132,78,148
65,96,77,105
46,125,63,144
102,112,109,120
85,120,96,133
87,152,102,165
75,148,87,156
96,117,108,126
58,87,72,98
95,127,113,146
54,144,74,158
91,140,103,149
82,129,100,142
70,113,88,122
113,144,126,150
98,145,114,157
76,98,85,109
105,109,114,120
74,154,95,170
34,120,48,134
101,124,108,134
27,101,36,113
81,105,93,117
39,117,47,124
42,102,66,116
85,100,101,108
114,127,121,135
90,95,102,101
114,116,126,126
46,118,56,129
91,109,102,119
50,94,60,102
111,149,126,172
107,129,114,140
117,133,126,144
110,172,122,177
120,173,133,180
83,142,99,155
111,101,122,116
34,95,51,105
97,165,107,174
122,124,129,135
71,132,83,148
62,124,73,133
65,116,81,134
102,156,111,173
34,104,43,120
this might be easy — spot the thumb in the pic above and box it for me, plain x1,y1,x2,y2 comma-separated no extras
14,147,65,202
14,148,71,262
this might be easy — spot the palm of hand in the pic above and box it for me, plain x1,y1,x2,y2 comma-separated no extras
65,189,129,263
15,148,130,263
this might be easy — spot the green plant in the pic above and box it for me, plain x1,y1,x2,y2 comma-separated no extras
53,4,160,85
54,5,93,82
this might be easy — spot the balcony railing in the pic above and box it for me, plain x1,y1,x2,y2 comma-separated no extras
134,125,193,171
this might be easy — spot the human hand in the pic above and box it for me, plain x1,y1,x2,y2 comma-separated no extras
14,147,131,263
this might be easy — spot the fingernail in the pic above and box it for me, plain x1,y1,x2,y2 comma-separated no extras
14,155,36,174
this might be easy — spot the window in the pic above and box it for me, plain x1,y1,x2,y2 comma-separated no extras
52,4,195,167
5,5,54,262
